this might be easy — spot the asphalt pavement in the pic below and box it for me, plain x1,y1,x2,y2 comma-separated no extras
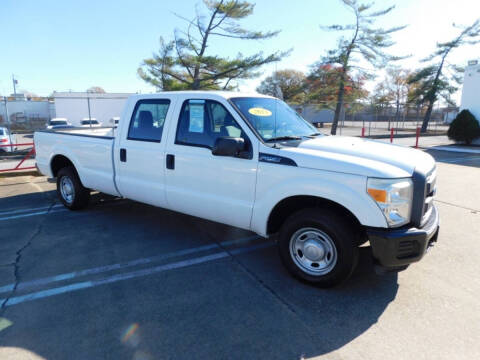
0,150,479,359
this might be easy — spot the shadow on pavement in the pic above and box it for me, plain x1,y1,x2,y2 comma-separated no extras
0,190,398,359
426,149,480,168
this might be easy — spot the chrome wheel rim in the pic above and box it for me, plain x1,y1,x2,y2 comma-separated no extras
289,227,338,276
60,176,75,204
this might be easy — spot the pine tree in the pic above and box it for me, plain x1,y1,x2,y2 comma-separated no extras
320,0,407,135
138,0,289,91
408,19,480,133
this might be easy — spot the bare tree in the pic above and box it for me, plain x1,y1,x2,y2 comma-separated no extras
87,86,106,93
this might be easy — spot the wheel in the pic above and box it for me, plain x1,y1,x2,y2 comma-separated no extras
278,208,359,287
56,166,90,210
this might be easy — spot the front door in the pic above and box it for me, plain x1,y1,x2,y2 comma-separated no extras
165,98,258,230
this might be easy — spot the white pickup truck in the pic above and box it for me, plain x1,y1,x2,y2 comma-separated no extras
35,91,439,287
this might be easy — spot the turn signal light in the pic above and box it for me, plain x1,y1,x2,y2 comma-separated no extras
367,188,387,203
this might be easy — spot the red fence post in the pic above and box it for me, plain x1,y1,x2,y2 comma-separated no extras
0,142,36,173
415,127,420,148
390,128,394,143
361,127,365,138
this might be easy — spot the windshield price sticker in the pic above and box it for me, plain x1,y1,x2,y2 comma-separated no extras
248,107,272,117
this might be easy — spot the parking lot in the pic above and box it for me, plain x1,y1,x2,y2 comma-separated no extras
0,149,479,359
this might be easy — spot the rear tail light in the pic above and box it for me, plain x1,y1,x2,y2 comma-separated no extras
0,139,8,143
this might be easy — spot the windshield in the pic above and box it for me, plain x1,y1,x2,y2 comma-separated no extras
51,120,67,126
230,97,319,142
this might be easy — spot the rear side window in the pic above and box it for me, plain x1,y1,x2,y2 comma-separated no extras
128,99,170,142
175,99,246,148
0,129,4,135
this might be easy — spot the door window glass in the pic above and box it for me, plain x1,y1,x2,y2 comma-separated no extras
128,99,170,142
176,99,246,148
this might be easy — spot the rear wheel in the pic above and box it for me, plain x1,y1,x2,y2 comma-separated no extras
278,208,359,287
56,166,90,210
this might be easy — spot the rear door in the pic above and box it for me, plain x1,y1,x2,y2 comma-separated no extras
164,96,258,230
116,97,175,207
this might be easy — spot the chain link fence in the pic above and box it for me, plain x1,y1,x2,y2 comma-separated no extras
293,101,457,137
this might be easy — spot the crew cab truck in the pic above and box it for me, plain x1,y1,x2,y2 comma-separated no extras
34,91,439,287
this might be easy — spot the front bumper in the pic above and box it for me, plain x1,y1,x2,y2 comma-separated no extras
366,205,439,270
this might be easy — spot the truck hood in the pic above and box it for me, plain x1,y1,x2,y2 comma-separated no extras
277,136,435,178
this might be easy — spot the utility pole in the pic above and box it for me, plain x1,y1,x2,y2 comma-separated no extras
87,95,92,128
12,75,17,96
3,97,14,152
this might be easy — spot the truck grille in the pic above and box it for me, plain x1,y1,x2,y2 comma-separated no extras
421,169,436,226
411,166,436,228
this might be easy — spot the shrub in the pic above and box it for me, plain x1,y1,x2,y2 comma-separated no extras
447,109,480,145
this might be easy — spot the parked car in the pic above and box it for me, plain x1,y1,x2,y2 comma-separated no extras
109,117,120,127
0,127,17,152
47,118,72,129
34,91,439,287
80,118,101,127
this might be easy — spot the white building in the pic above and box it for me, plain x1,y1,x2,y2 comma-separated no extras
0,96,54,131
460,60,480,123
53,92,133,126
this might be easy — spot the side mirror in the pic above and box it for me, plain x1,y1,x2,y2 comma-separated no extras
212,137,245,157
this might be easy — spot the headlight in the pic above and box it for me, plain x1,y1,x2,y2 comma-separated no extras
367,178,413,227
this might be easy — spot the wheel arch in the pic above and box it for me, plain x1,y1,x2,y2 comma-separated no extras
266,195,366,241
50,154,76,177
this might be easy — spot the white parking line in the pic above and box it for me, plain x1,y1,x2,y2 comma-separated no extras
0,199,127,221
0,204,63,216
0,235,262,295
0,207,67,221
0,242,273,307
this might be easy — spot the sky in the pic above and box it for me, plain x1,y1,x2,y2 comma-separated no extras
1,0,479,103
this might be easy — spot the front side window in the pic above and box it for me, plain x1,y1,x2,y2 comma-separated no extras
176,99,247,148
128,99,170,142
230,97,319,142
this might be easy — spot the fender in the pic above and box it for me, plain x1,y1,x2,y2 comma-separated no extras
48,140,121,197
250,167,387,237
49,147,84,182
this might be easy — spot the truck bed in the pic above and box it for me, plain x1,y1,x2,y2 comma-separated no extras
34,127,120,196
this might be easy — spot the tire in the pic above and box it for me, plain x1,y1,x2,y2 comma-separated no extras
56,166,90,210
278,208,359,287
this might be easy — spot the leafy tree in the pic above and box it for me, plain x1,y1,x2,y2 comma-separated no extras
138,0,289,91
256,69,306,103
306,63,367,109
447,109,480,144
408,19,480,133
87,86,106,93
319,0,407,134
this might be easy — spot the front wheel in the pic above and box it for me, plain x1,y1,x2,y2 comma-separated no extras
278,208,359,287
56,166,90,210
